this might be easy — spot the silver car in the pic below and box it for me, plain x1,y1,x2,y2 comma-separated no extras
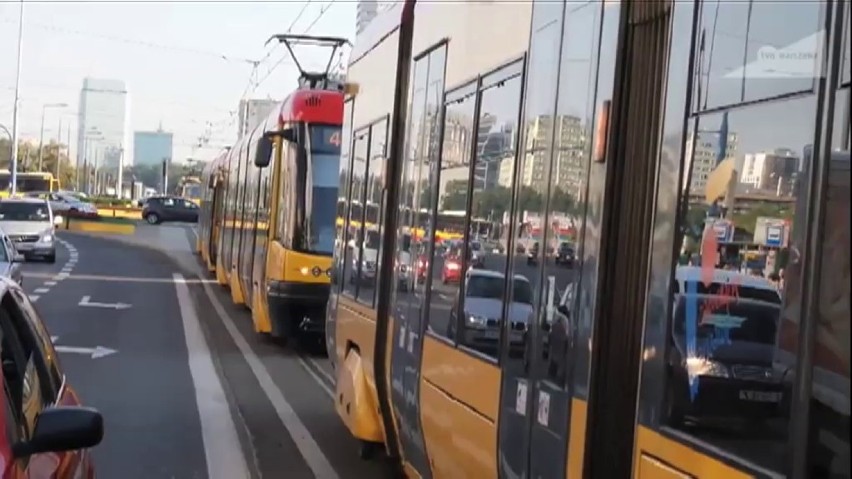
0,228,25,284
0,198,63,263
25,190,98,215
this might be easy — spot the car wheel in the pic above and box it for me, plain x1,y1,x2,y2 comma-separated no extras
146,212,160,225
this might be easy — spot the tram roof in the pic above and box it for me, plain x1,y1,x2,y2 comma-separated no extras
273,88,344,125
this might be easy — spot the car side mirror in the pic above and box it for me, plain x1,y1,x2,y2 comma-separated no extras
53,215,64,226
12,406,104,458
12,253,25,263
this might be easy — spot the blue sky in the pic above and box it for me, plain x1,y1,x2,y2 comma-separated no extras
0,0,356,165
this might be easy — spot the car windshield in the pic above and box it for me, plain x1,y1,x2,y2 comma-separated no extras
672,295,780,345
363,230,381,250
466,275,533,305
0,202,50,222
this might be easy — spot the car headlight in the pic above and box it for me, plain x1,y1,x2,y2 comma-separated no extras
42,234,54,242
685,357,729,378
467,315,488,328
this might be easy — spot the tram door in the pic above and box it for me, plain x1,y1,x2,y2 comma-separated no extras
209,173,224,266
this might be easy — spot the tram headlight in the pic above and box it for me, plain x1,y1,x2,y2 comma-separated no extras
299,267,310,276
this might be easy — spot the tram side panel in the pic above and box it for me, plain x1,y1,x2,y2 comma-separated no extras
329,5,405,458
402,2,532,478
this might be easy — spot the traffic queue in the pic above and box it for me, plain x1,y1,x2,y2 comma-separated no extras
0,194,104,478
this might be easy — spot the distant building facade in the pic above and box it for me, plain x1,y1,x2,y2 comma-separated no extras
356,0,378,36
77,78,128,170
133,128,173,168
238,99,279,137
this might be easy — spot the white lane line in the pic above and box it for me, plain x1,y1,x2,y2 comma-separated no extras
296,357,334,400
44,281,57,286
34,288,50,294
28,295,40,302
200,278,340,479
173,274,250,479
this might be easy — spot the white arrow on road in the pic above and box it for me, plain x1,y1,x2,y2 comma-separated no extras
53,345,118,359
78,296,132,310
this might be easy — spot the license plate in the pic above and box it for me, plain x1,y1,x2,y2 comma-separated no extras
483,330,500,340
739,390,782,402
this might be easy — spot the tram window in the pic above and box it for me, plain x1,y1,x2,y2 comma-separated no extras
394,56,429,322
462,71,523,360
332,98,354,290
357,120,387,306
693,0,822,112
427,83,476,342
342,130,369,299
655,95,822,473
535,0,601,386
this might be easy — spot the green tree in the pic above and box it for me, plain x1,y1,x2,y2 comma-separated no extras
0,139,77,189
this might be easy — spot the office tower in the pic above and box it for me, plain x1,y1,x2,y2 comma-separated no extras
77,78,128,170
134,126,173,168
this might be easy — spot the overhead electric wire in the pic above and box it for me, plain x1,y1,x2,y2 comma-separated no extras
252,0,338,91
0,16,259,65
254,0,314,68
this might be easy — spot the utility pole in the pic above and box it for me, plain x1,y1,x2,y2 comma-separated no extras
117,147,125,199
9,0,25,195
54,116,63,179
38,102,67,171
162,157,170,194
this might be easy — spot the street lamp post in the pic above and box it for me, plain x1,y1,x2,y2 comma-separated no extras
38,102,68,171
81,128,102,194
9,0,25,195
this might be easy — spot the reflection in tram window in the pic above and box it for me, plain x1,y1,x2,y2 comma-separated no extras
427,83,476,341
395,55,430,323
665,95,821,473
357,120,388,307
331,99,354,290
534,0,601,386
450,270,532,359
460,69,523,359
342,130,369,298
692,0,822,111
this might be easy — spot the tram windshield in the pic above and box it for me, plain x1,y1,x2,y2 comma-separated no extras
306,125,342,255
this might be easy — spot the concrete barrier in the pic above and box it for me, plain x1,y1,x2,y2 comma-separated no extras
95,206,143,220
58,215,137,235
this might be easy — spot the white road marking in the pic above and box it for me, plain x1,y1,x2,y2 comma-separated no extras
26,272,218,284
173,274,250,479
297,357,334,400
45,281,57,286
34,288,50,294
78,295,132,310
54,345,117,359
28,295,40,302
200,277,340,479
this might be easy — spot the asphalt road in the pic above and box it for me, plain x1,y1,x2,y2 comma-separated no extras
21,234,207,479
19,228,393,479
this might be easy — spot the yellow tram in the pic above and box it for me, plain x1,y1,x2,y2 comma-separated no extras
198,33,350,344
327,1,850,478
